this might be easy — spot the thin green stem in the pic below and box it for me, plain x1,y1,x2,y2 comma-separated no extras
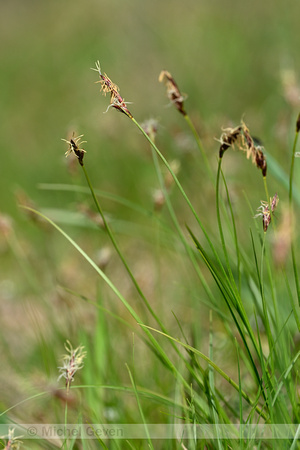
140,324,269,422
216,158,239,295
289,119,300,305
63,398,68,449
126,363,154,450
24,205,212,413
259,233,274,370
184,114,214,181
221,169,241,293
81,164,165,330
82,161,210,394
149,144,216,308
131,116,234,288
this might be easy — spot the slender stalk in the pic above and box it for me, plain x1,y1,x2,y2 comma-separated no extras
81,161,209,385
81,164,165,329
216,158,238,294
63,400,68,450
140,324,269,422
126,363,154,450
131,116,235,289
149,144,217,308
259,233,274,370
184,114,214,181
288,116,300,305
221,169,241,293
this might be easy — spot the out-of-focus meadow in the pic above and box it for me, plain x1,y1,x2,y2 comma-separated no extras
1,0,300,447
2,0,300,214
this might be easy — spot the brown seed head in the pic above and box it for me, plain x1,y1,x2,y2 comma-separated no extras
93,61,133,118
255,193,278,232
241,122,256,162
240,122,267,177
159,70,187,116
255,148,267,177
218,125,242,158
62,134,86,166
296,112,300,133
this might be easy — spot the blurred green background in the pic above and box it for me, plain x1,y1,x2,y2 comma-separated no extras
1,0,300,219
1,0,300,436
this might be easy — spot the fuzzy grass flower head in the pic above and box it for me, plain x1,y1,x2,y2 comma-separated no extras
240,122,267,177
2,428,23,450
159,70,187,116
217,125,242,158
58,340,87,391
92,61,133,118
218,121,267,176
61,134,86,166
255,193,278,232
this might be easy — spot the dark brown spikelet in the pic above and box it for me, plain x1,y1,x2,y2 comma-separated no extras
218,126,242,158
255,193,278,232
62,134,86,166
241,122,256,162
159,70,187,116
296,112,300,133
255,148,267,177
70,139,85,166
241,122,267,177
93,61,133,119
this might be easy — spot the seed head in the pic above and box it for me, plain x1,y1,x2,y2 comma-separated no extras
254,193,278,232
217,125,242,158
296,112,300,133
2,428,23,450
255,147,267,177
92,61,133,118
61,134,86,166
159,70,187,116
240,122,267,177
58,340,87,392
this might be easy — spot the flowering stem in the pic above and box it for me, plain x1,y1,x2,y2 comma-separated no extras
81,164,165,327
260,233,274,365
63,400,68,449
263,176,270,207
263,176,274,232
216,158,238,293
184,114,213,181
289,119,300,306
131,116,230,281
149,141,216,308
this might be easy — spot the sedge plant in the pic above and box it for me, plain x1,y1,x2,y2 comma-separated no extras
3,61,300,449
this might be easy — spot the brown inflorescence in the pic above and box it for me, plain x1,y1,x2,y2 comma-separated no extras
255,193,279,232
218,121,267,177
218,125,242,158
93,61,133,119
241,122,267,177
62,134,86,166
296,112,300,133
159,70,187,116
